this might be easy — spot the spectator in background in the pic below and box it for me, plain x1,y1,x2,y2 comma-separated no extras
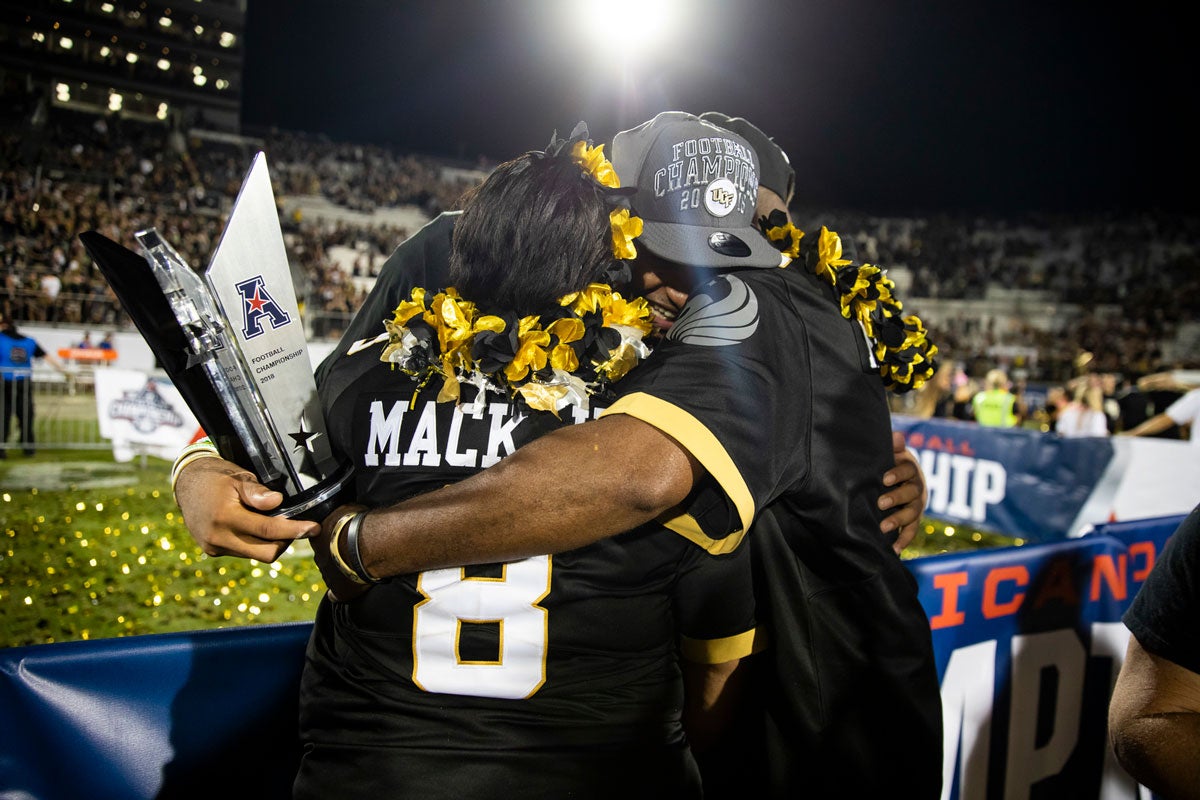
1034,384,1070,432
77,331,94,349
1109,504,1200,798
971,368,1021,427
1056,381,1110,438
0,312,64,456
98,332,115,351
1113,374,1153,433
1122,385,1200,445
1098,371,1122,432
907,361,973,420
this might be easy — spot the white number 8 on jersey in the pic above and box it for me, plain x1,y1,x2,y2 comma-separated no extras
412,555,552,699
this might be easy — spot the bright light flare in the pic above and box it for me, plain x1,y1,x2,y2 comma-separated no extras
569,0,677,60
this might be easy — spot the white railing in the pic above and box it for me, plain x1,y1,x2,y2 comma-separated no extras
1,368,108,453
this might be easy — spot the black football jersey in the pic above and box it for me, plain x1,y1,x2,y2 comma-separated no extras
297,310,756,799
603,265,944,798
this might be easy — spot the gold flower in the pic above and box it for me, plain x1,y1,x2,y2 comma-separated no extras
766,220,804,259
571,141,619,188
434,293,480,368
562,283,612,315
391,287,428,325
517,382,570,414
815,226,851,285
602,294,654,336
595,341,641,382
436,359,461,404
610,208,643,260
546,317,585,372
504,316,552,382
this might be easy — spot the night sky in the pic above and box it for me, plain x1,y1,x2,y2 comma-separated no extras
240,0,1197,217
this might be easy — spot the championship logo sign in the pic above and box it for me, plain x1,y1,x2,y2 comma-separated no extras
107,380,185,434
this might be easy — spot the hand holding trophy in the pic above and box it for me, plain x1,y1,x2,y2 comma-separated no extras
81,153,352,520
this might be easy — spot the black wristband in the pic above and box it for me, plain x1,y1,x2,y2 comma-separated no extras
345,512,380,584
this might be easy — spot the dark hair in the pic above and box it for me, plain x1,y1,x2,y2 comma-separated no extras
449,150,614,315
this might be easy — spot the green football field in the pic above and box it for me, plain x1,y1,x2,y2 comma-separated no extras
0,449,323,648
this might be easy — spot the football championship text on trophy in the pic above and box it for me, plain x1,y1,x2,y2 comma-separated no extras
80,153,352,520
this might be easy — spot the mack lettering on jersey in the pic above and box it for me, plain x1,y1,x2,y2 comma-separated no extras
362,397,603,471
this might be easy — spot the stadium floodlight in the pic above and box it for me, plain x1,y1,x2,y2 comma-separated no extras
60,37,74,50
159,16,172,28
567,0,676,60
100,2,114,12
194,74,207,87
156,102,169,120
157,58,170,71
126,52,138,64
108,92,123,111
219,32,236,48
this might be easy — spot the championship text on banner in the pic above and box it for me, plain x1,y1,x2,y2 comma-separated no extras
94,368,199,462
915,513,1186,800
892,415,1200,541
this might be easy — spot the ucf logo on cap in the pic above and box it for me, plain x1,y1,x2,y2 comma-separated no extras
705,179,738,217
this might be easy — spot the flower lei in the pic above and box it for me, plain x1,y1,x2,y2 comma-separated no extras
760,209,939,393
557,124,643,260
378,123,652,416
381,283,653,415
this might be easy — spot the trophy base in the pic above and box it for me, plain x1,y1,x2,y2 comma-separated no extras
274,461,356,522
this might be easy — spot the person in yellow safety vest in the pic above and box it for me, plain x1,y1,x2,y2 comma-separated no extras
972,368,1020,427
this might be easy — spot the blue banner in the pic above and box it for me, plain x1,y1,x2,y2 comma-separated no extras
892,416,1117,541
914,513,1184,800
0,514,1189,800
0,622,310,799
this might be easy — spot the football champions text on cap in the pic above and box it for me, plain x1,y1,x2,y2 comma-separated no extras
611,111,785,270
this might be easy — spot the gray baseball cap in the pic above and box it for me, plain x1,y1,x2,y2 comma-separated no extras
698,111,795,204
611,111,785,270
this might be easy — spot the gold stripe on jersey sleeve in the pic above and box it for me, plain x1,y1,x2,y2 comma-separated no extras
600,392,754,555
680,627,766,664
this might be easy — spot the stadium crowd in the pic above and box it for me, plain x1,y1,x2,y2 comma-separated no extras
2,104,1198,385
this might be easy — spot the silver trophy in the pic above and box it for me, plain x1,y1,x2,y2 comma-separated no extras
81,153,351,519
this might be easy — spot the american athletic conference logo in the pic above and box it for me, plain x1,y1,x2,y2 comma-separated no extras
236,275,291,339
